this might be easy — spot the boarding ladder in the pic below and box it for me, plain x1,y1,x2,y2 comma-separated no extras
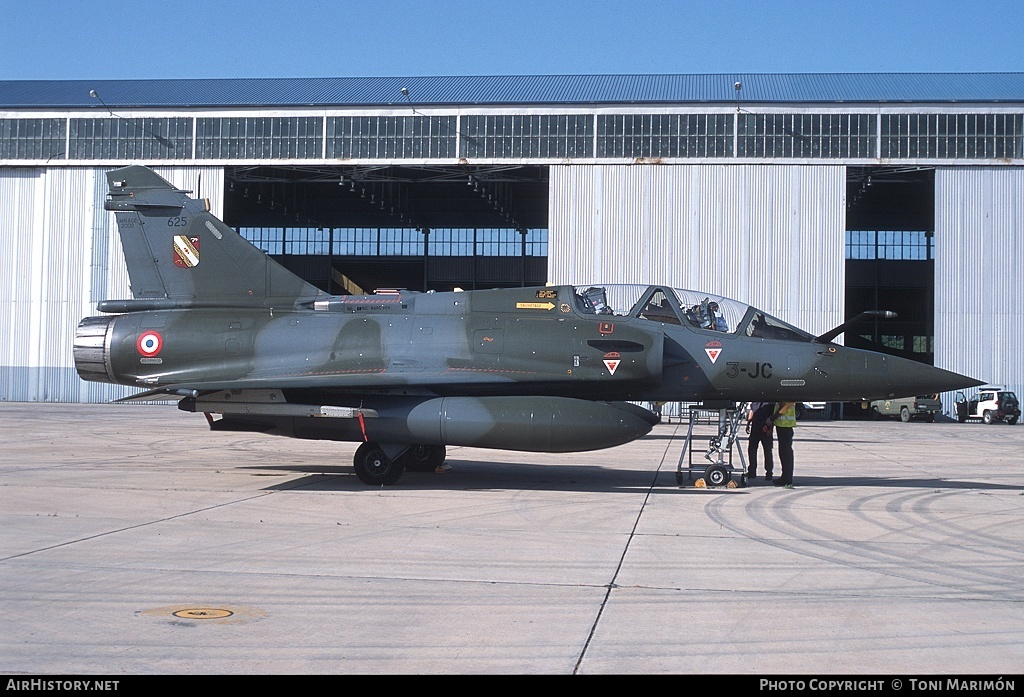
675,402,749,487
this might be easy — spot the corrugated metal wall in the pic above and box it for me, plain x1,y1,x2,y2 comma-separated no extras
0,165,223,402
935,167,1024,405
548,164,847,337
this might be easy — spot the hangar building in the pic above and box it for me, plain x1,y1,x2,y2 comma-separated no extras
0,73,1021,410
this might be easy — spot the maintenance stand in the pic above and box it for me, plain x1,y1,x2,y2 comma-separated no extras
675,402,749,488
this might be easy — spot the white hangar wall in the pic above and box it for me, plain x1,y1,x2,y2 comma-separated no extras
934,166,1024,402
547,164,847,339
0,166,223,403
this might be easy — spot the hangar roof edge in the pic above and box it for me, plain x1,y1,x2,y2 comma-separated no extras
2,73,1024,108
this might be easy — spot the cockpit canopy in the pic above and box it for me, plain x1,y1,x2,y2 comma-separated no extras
573,285,814,343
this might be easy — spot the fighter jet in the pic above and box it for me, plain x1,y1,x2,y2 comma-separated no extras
74,166,981,485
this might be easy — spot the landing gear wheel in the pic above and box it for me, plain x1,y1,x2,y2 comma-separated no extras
403,444,447,472
983,410,994,425
704,465,730,487
900,406,912,423
353,442,404,486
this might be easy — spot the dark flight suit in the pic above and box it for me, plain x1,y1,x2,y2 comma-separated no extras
746,401,774,479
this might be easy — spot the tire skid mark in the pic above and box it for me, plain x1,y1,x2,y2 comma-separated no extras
908,493,1024,567
703,489,1024,599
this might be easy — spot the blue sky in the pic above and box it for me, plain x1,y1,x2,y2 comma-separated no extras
2,0,1023,80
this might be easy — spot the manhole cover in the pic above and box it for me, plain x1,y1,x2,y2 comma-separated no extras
139,604,265,624
172,608,234,620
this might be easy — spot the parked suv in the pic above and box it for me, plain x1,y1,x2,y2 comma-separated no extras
955,387,1020,425
870,394,942,422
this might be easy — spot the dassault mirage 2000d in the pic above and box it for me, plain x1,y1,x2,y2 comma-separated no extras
74,166,981,485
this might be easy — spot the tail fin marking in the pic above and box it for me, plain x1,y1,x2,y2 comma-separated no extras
104,166,322,307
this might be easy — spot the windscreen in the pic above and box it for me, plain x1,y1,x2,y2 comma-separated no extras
572,284,814,342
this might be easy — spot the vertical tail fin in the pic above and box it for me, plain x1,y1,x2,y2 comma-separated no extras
104,166,323,307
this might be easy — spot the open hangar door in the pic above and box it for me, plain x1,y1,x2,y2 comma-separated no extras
843,166,937,419
219,165,549,294
845,166,936,364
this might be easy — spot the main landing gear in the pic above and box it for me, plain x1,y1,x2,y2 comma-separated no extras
352,443,448,486
402,444,448,472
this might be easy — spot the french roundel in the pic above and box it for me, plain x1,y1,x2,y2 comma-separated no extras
137,331,163,357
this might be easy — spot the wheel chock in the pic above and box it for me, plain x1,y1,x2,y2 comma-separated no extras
694,478,707,488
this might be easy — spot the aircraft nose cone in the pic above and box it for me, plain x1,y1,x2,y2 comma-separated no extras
884,357,982,398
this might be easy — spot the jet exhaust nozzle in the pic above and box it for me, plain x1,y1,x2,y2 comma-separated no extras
73,316,118,384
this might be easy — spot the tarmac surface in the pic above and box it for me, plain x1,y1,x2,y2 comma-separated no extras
1,403,1022,675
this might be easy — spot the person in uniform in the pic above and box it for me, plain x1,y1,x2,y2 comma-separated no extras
771,402,797,487
746,401,775,481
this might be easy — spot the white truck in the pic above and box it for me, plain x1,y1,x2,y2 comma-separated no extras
954,386,1020,425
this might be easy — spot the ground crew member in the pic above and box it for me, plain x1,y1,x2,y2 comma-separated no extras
746,401,774,481
771,402,796,487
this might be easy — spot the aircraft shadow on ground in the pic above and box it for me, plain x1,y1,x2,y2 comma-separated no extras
249,460,689,494
241,462,1024,494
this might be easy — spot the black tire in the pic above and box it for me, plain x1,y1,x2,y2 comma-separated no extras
983,410,994,425
1007,416,1019,425
871,407,881,421
900,407,911,423
926,414,935,423
704,465,731,487
402,444,447,472
353,442,404,486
